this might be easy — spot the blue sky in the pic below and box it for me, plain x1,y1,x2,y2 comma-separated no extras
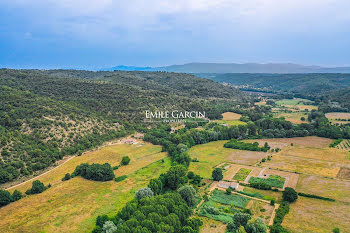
0,0,350,69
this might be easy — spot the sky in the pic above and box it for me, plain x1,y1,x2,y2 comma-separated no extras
0,0,350,69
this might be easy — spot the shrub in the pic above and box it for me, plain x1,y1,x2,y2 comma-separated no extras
249,182,272,190
212,168,223,181
273,202,289,225
178,185,197,207
246,217,267,233
226,187,233,195
187,171,195,179
102,221,117,233
114,175,127,182
135,187,154,200
333,228,340,233
61,173,71,181
283,187,298,203
205,206,220,215
298,192,335,202
0,190,12,207
121,156,130,165
25,180,47,195
12,190,22,201
73,163,115,181
270,200,275,206
112,166,119,170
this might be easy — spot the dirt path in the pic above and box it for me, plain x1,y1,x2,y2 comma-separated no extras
5,156,76,191
3,136,136,191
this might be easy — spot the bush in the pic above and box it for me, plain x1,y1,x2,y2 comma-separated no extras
270,200,275,206
12,190,23,201
25,180,47,195
187,171,195,179
112,166,119,170
283,187,298,203
135,187,154,200
212,168,223,181
333,228,340,233
114,175,127,182
102,221,117,233
121,156,130,165
273,202,289,225
178,185,197,207
0,190,12,207
205,206,220,215
61,173,71,181
226,187,233,195
249,182,272,190
73,163,115,181
298,192,335,202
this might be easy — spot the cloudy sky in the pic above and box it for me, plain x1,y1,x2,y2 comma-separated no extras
0,0,349,69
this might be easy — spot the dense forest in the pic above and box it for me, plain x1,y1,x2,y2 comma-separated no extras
0,69,247,184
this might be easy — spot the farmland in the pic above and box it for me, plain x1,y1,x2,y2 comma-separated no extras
0,142,169,233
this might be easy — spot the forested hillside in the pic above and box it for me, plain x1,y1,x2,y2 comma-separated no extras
200,73,350,96
0,69,247,184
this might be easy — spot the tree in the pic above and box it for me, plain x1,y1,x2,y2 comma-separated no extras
25,180,46,195
165,165,187,190
148,178,163,195
233,212,251,228
62,173,71,181
0,190,12,207
187,171,195,179
135,187,154,200
12,190,23,201
72,163,115,181
226,187,233,195
282,187,298,203
245,217,267,233
178,185,197,207
121,156,130,165
212,168,223,181
102,221,118,233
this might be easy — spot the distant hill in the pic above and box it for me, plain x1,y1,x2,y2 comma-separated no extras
102,63,350,73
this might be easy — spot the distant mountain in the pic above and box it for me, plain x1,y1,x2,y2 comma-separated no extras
102,62,350,73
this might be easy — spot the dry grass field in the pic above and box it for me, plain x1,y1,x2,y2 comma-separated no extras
0,142,169,233
227,151,267,165
325,112,350,119
245,136,332,149
200,218,227,233
273,111,308,124
296,174,350,202
283,197,350,233
245,199,274,224
221,112,242,120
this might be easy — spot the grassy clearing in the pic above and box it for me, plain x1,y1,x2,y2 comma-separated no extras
249,175,285,188
276,98,314,106
273,111,308,124
188,141,234,178
0,143,169,233
325,112,350,120
233,168,251,181
282,196,350,233
199,218,227,233
221,112,242,121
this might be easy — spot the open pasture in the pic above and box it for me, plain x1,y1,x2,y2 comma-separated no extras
221,112,242,120
282,197,350,233
325,112,350,120
0,142,169,233
297,174,350,202
245,136,332,149
263,154,341,178
273,111,308,124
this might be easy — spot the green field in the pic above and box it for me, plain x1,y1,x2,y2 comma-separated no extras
188,140,233,178
233,168,251,181
210,189,250,208
276,98,314,106
249,175,285,188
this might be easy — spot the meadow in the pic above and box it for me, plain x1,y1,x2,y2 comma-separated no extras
282,196,350,233
0,142,169,233
213,112,246,126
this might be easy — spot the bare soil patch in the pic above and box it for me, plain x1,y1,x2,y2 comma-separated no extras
337,167,350,180
325,112,350,119
228,151,267,165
